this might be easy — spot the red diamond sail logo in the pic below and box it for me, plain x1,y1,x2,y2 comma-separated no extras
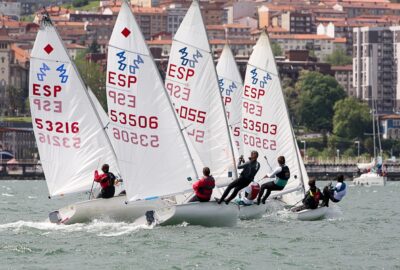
121,27,131,38
44,44,54,54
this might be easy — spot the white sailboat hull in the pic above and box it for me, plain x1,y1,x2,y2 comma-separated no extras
353,173,386,186
238,204,266,220
49,196,170,225
294,206,328,221
160,202,239,227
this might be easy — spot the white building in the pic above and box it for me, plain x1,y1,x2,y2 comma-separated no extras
0,1,21,20
353,26,400,113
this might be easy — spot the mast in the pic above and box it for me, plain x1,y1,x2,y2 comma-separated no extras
375,100,382,156
372,99,377,159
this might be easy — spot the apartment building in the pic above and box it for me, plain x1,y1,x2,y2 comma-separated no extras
332,65,355,97
353,26,400,113
281,11,314,34
271,34,336,61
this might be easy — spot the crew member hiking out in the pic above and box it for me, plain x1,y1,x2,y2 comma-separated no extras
257,156,290,205
322,174,347,207
291,179,324,212
189,167,215,202
94,164,117,199
218,151,260,205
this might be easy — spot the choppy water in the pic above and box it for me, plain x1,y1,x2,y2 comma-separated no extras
1,181,399,270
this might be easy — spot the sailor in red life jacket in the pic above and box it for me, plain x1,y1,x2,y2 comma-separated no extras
291,179,324,212
94,164,117,199
235,182,260,205
189,167,215,202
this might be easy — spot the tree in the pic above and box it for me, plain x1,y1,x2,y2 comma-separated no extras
295,71,347,132
74,54,107,110
271,41,283,56
282,76,299,125
6,86,26,116
333,97,372,139
325,48,352,66
73,0,89,7
88,39,100,54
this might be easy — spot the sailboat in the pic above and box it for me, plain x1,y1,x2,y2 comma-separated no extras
105,1,238,227
353,100,387,186
215,44,263,219
240,30,328,221
165,0,238,187
30,12,171,225
216,44,243,155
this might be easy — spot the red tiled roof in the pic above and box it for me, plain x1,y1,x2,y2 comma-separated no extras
271,34,334,40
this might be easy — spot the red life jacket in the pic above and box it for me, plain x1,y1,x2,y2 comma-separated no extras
193,176,215,200
94,171,115,189
247,183,260,200
309,189,321,203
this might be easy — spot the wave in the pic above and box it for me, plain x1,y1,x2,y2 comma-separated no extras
0,220,150,236
1,193,14,197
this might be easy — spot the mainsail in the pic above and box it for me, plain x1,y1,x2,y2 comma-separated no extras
216,44,244,156
29,17,119,197
165,1,237,184
241,31,306,205
106,2,196,201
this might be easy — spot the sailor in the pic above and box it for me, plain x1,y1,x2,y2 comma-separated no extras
218,151,260,204
257,156,290,205
94,164,117,199
189,167,215,202
235,181,260,205
322,174,347,207
291,179,324,212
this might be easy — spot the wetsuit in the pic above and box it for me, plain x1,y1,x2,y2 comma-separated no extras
94,170,116,199
189,175,215,202
322,182,346,207
257,164,290,204
219,159,260,204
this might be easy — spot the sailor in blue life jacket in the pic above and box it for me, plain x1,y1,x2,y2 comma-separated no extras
291,179,324,212
322,174,347,207
257,156,290,205
235,181,260,205
218,151,260,204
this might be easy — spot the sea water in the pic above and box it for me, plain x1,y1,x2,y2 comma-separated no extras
0,180,399,270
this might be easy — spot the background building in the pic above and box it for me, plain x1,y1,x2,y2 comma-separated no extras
353,26,400,114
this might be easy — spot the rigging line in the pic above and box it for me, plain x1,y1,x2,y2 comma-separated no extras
108,44,150,57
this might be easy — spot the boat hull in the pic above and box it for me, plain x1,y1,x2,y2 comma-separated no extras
49,195,171,225
160,201,239,227
294,206,328,221
353,173,386,186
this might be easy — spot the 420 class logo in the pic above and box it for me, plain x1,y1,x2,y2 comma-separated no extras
219,78,237,96
178,47,202,68
37,63,69,84
250,68,272,88
116,51,144,74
